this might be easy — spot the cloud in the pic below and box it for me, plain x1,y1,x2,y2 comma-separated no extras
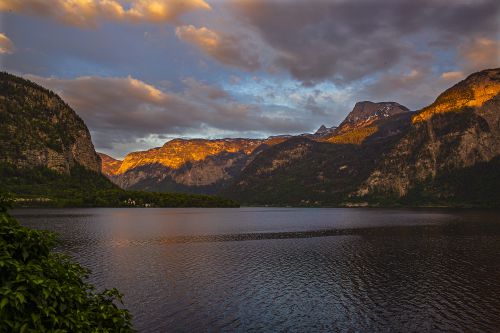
356,67,461,110
441,71,464,81
182,77,229,100
459,38,500,73
230,0,499,84
25,74,306,154
0,0,211,27
175,25,261,71
0,33,14,54
359,35,500,109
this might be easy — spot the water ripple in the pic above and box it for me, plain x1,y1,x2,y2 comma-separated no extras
13,208,500,332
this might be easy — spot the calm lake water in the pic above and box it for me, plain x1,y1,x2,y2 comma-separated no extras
12,208,500,332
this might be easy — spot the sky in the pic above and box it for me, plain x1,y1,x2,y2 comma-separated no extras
0,0,499,159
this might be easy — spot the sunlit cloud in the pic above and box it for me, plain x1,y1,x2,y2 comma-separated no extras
175,25,261,71
0,33,14,54
441,71,464,81
0,0,211,27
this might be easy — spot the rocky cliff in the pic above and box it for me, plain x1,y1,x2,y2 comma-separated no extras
357,68,500,199
0,72,101,174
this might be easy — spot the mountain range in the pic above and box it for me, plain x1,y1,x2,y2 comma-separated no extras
98,68,500,206
1,69,499,207
98,101,413,193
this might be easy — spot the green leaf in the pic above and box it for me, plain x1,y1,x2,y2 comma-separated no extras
0,298,8,310
20,323,28,333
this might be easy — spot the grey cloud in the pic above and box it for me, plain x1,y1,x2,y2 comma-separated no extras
357,35,500,110
356,66,478,111
304,96,328,116
182,77,230,100
232,0,499,84
458,38,500,74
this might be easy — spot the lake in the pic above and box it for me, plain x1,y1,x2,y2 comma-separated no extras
12,208,500,332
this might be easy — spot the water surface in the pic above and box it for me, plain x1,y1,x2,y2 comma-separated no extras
13,208,500,332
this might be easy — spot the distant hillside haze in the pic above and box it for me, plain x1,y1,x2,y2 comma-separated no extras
100,68,500,207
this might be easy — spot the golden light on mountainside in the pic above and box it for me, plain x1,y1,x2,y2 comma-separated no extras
413,73,500,123
325,126,379,145
114,139,265,175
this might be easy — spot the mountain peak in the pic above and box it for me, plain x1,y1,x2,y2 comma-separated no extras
313,124,337,138
413,68,500,123
337,101,410,134
315,125,328,133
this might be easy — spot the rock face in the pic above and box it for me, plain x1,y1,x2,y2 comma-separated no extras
335,101,410,135
0,72,101,174
101,137,288,193
357,68,500,198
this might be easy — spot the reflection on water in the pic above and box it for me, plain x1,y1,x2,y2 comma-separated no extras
12,208,500,332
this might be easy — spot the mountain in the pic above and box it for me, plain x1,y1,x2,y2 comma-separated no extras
0,73,238,208
99,103,409,194
0,72,101,173
224,68,500,207
413,69,500,122
100,137,287,193
312,125,337,138
223,104,413,205
334,101,409,135
356,68,500,205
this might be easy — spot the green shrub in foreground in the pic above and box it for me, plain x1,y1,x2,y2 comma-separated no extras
0,212,134,332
